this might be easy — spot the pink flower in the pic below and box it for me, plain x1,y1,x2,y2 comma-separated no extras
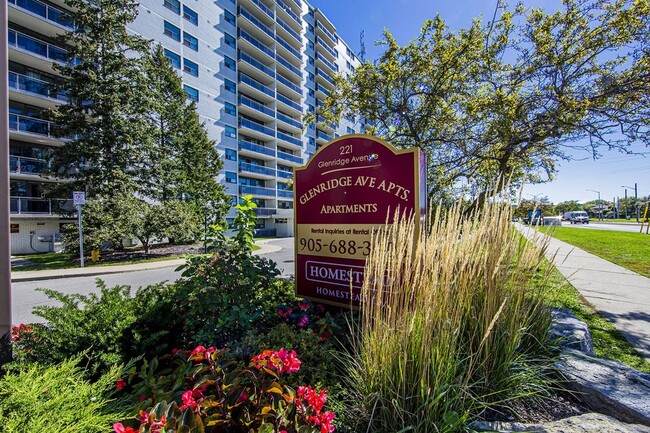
297,315,310,328
236,390,249,404
180,389,202,411
278,308,292,318
297,300,311,311
277,349,301,373
116,377,127,391
309,411,336,433
251,349,301,374
297,386,327,412
171,348,181,356
189,345,217,362
112,423,138,433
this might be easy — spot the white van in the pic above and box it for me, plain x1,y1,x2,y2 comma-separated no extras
563,211,589,224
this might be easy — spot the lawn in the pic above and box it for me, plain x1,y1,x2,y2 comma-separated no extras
539,226,650,278
11,252,188,272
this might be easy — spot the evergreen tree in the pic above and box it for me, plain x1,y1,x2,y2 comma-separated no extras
50,0,152,199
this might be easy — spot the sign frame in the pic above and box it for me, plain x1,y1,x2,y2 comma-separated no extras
72,191,86,206
293,134,426,308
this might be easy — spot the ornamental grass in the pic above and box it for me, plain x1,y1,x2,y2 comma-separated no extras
346,201,554,432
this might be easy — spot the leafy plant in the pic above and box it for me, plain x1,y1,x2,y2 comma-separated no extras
115,347,336,433
0,357,129,432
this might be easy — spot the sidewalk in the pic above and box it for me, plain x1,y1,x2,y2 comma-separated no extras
517,224,650,362
10,239,283,283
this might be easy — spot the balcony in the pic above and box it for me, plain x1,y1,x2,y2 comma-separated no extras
276,53,302,79
239,139,276,158
238,6,274,41
316,129,332,142
9,155,49,176
315,83,330,99
277,170,292,179
239,94,275,119
238,28,274,59
8,0,74,30
277,93,302,113
316,52,338,73
276,16,301,43
238,50,275,79
277,150,302,164
316,68,335,87
239,162,276,177
9,113,57,138
9,71,67,102
239,185,276,197
316,21,337,45
316,37,338,60
10,196,69,215
276,73,302,98
249,0,274,20
8,29,69,64
276,0,301,25
275,34,301,61
277,131,302,147
277,189,294,199
239,117,275,137
254,207,277,217
239,73,275,99
277,112,302,130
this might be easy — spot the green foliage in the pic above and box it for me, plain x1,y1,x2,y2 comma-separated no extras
513,196,556,219
116,348,335,433
0,357,129,432
12,281,181,378
313,0,650,206
174,196,282,346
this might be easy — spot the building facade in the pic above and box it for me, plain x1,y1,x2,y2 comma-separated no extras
7,0,363,254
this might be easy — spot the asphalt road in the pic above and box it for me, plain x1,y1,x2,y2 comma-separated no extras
559,221,645,233
11,238,297,325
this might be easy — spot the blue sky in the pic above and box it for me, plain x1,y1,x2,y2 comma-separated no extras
308,0,649,204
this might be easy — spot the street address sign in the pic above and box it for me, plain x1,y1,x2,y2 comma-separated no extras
73,191,85,206
294,134,426,308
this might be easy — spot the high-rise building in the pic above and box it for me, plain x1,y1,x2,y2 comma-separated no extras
7,0,363,254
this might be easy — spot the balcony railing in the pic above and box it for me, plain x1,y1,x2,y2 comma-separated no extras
250,0,273,19
317,130,333,141
239,28,274,58
239,185,276,197
277,170,292,179
316,21,337,44
277,93,302,112
316,84,330,97
276,0,300,24
8,29,69,63
10,196,68,215
277,112,302,129
239,117,275,137
238,51,275,78
8,0,74,29
254,207,277,217
276,53,302,78
277,189,294,198
316,52,338,72
277,150,302,164
239,73,275,98
239,94,275,117
239,139,275,157
9,155,49,175
277,131,302,146
276,73,302,95
275,34,301,60
276,16,300,42
239,6,274,39
240,162,276,177
317,69,335,86
9,113,56,137
316,37,338,58
9,71,67,101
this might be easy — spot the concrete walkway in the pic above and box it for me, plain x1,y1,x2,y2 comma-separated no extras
10,238,283,283
517,224,650,362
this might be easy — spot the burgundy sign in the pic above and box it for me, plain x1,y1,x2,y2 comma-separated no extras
294,134,426,308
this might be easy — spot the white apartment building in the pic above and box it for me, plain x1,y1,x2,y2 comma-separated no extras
7,0,363,254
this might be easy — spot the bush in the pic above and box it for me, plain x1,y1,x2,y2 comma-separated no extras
0,357,129,432
12,281,181,378
346,202,555,432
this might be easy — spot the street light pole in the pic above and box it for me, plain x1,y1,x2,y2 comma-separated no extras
622,185,637,222
586,189,602,221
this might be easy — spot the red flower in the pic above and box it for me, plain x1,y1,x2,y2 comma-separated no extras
297,315,310,328
297,300,311,311
277,349,301,373
320,330,331,341
316,304,326,312
180,389,202,412
236,390,249,403
278,308,292,318
251,349,301,374
189,345,217,362
112,423,138,433
116,377,127,391
10,323,33,342
297,386,327,412
171,348,181,356
309,411,336,433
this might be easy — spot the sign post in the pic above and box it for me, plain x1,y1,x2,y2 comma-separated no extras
73,191,85,268
294,135,426,308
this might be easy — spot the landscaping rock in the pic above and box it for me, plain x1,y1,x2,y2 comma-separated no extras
472,412,650,432
549,308,595,356
556,349,650,426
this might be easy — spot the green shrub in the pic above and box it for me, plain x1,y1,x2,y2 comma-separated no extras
12,281,181,378
0,357,129,432
346,202,555,432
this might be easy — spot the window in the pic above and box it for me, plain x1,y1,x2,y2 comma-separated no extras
308,8,314,17
225,102,236,115
307,40,314,50
163,0,180,14
307,23,314,33
224,10,235,25
225,148,237,160
164,49,180,69
308,88,314,97
225,33,236,48
225,78,236,92
163,21,180,41
224,55,235,71
225,172,237,183
307,104,314,114
183,58,198,76
309,137,315,146
230,195,237,206
183,5,198,25
347,126,354,134
183,32,198,51
308,56,314,65
346,61,352,70
225,125,237,138
184,85,198,102
309,123,314,130
308,72,314,82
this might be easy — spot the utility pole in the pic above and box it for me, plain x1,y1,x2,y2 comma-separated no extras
586,189,602,220
623,184,638,222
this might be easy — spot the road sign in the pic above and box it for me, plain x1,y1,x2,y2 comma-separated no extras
73,191,85,206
